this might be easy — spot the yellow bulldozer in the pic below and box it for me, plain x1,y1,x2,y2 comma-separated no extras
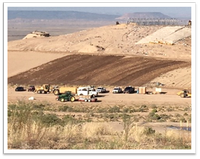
177,89,191,98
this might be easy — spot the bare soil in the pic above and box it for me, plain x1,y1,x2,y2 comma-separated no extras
7,85,191,134
6,24,192,136
7,86,191,106
8,54,190,86
8,51,67,77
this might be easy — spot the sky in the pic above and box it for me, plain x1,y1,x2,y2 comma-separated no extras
5,2,195,17
8,7,191,14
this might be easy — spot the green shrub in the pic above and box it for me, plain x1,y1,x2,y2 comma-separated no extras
62,115,84,125
40,114,61,126
108,106,120,113
148,110,161,121
32,103,45,110
137,105,149,112
59,105,74,112
159,114,170,121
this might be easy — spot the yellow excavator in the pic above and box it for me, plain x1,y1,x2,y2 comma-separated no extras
177,89,191,98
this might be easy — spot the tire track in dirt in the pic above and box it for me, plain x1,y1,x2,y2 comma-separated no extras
101,59,155,85
8,54,190,86
149,67,191,89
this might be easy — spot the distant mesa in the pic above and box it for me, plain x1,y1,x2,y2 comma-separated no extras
23,31,50,39
116,12,189,27
116,12,171,20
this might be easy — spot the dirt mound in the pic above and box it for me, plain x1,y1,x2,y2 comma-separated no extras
8,54,190,86
136,26,191,45
149,67,191,89
7,24,191,88
23,31,50,39
8,51,67,77
8,24,191,60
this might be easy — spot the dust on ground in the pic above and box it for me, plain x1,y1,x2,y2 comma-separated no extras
6,24,192,135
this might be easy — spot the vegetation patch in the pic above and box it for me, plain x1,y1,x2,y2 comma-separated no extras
7,101,191,149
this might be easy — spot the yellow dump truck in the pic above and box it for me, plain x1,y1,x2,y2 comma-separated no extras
53,86,78,95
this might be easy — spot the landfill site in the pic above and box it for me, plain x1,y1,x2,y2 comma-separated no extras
7,22,192,137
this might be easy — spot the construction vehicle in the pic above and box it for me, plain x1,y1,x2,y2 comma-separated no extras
53,85,98,97
56,91,76,102
177,89,191,98
34,84,51,94
53,86,78,95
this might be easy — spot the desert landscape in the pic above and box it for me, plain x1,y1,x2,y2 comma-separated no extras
7,10,192,150
8,23,191,88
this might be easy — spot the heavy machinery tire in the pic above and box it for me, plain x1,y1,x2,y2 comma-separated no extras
54,90,60,95
61,98,65,102
70,97,75,102
42,90,45,94
180,94,185,98
37,90,41,94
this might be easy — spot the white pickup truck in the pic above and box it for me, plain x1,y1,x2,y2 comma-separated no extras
77,87,98,97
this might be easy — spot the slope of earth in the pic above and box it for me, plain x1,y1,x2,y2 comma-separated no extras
8,51,67,77
8,24,191,60
7,24,191,88
148,67,191,89
136,26,191,45
8,54,190,86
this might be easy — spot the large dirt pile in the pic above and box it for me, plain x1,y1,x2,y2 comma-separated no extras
8,24,191,60
23,31,50,39
8,54,190,86
136,26,191,45
7,24,191,88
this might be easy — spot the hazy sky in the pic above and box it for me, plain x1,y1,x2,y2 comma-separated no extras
5,2,195,17
8,7,191,18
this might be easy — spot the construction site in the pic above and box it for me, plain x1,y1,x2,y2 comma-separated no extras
7,18,192,149
8,21,191,95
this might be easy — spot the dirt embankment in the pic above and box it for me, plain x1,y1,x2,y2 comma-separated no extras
8,54,190,87
8,51,67,77
7,24,191,89
8,24,191,60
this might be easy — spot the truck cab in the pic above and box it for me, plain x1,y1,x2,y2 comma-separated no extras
77,87,98,97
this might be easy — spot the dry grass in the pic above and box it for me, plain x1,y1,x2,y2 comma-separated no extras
7,121,191,149
7,101,191,149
